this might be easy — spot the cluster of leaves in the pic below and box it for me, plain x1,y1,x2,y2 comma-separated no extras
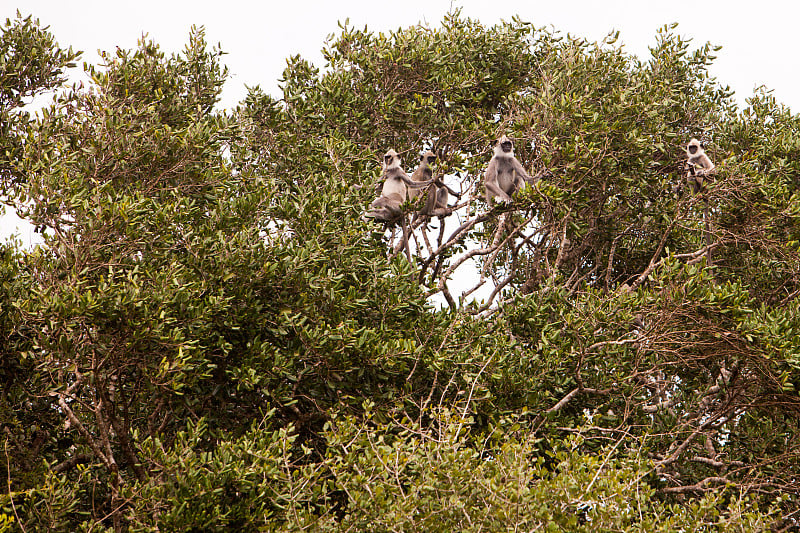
1,10,800,532
0,13,78,191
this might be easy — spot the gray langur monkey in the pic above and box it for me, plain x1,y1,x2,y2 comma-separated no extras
407,151,437,203
685,138,716,193
409,150,460,217
365,149,435,223
483,135,537,205
684,138,717,267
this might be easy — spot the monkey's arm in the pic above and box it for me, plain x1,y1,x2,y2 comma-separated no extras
696,155,716,175
533,169,553,181
688,155,715,176
398,173,436,189
511,158,536,183
434,178,461,198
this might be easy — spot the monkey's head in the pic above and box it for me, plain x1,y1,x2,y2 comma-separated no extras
494,135,514,156
383,149,402,169
420,151,437,167
687,138,703,156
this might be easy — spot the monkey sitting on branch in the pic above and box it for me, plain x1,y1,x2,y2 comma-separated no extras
683,137,718,267
408,150,461,219
483,135,538,206
364,148,437,261
685,138,716,194
364,149,435,224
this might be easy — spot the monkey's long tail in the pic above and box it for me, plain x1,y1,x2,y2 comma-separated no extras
401,215,412,262
704,199,713,269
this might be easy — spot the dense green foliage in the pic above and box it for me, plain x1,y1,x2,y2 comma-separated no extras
1,11,799,531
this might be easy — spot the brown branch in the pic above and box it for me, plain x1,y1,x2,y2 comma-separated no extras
658,476,730,494
441,212,535,308
470,272,515,315
689,456,745,469
630,217,678,291
553,220,570,272
479,213,509,278
584,338,638,354
53,453,93,474
604,222,636,292
393,198,471,258
642,398,677,414
655,408,728,468
629,240,720,290
54,393,111,469
418,208,495,280
546,387,605,414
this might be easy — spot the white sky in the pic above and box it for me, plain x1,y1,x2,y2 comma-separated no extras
3,0,800,246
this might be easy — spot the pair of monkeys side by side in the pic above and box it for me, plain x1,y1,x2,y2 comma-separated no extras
366,136,716,224
365,149,458,223
366,135,535,224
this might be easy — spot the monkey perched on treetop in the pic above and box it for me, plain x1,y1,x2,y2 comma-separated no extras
365,149,435,224
685,138,716,193
409,150,460,218
483,135,537,205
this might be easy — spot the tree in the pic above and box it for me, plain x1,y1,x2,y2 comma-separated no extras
1,11,799,531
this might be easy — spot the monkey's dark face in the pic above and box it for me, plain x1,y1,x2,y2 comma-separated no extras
420,152,437,166
383,150,401,168
688,144,699,155
500,140,513,153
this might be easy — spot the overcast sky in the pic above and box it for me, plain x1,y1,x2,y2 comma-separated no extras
3,0,800,245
